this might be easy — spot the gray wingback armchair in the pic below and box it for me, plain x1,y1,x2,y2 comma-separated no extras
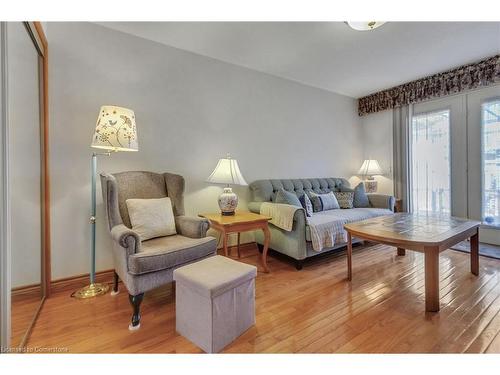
100,171,217,330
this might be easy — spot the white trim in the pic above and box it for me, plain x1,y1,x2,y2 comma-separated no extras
0,21,11,349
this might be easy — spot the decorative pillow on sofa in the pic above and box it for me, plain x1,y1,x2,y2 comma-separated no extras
298,193,313,217
126,197,177,241
341,182,370,208
274,188,302,207
333,192,354,209
308,191,340,212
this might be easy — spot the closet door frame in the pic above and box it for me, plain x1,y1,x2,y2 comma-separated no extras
0,21,50,350
411,94,468,218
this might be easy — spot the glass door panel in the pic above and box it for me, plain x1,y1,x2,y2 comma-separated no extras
411,109,451,214
482,100,500,227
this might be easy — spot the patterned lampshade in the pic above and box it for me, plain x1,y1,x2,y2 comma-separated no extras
91,105,138,151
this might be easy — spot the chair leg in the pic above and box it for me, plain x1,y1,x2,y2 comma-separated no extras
128,293,144,330
111,271,119,296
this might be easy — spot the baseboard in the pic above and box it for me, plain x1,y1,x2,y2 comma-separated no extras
50,269,116,294
12,242,260,298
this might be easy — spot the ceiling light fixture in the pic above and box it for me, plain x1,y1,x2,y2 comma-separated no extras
346,22,386,31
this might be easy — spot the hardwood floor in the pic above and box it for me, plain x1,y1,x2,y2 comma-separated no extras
25,242,500,353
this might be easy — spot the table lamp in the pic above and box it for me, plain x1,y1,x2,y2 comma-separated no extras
358,159,382,193
206,154,247,215
72,105,138,299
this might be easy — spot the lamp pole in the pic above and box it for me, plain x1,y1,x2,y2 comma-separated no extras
72,151,111,299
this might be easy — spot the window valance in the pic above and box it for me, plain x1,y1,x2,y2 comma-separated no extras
358,54,500,116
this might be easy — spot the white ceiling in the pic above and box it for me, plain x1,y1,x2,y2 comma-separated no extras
98,22,500,98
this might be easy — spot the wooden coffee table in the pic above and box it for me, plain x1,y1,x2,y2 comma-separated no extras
199,211,272,272
344,213,480,312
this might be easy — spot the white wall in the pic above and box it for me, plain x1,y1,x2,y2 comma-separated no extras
360,110,393,195
46,23,363,280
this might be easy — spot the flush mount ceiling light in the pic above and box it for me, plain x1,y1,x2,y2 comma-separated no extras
346,22,386,31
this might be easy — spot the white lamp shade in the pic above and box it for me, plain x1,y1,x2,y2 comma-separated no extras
91,105,138,151
206,157,248,186
358,159,383,176
346,22,386,31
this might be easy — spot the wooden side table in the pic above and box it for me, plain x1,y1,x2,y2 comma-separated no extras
199,211,272,272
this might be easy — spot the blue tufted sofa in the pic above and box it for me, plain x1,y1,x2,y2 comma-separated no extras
248,177,395,269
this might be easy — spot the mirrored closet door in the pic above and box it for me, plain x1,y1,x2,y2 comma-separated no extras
6,22,50,349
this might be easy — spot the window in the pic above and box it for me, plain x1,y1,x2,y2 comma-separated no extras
411,109,451,214
482,100,500,227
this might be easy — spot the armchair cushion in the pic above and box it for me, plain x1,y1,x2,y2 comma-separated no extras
126,197,177,241
128,235,217,275
175,216,210,238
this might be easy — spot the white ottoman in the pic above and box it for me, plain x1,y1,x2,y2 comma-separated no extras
173,255,257,353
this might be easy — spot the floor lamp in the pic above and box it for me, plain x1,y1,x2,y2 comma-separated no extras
72,105,139,299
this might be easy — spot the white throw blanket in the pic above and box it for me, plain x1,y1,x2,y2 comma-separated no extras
306,214,347,252
260,203,393,253
260,202,301,232
308,209,393,252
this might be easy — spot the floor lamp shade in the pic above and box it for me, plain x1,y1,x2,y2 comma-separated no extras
91,105,138,152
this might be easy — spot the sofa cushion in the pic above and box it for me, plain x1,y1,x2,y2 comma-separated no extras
128,235,217,275
299,193,313,217
274,188,302,207
305,208,393,242
319,192,340,211
334,192,354,209
341,182,370,208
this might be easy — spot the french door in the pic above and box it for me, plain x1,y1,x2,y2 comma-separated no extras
409,85,500,245
467,85,500,245
410,95,467,218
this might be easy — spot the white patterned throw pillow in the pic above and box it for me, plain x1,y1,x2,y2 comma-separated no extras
333,192,354,209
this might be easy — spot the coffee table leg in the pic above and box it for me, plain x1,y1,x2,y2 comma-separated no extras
261,225,271,273
397,247,406,256
347,232,352,281
470,228,479,276
424,247,440,312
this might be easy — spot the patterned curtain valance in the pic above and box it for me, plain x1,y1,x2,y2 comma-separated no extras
358,54,500,116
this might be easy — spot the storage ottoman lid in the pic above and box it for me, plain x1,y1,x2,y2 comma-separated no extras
173,255,257,298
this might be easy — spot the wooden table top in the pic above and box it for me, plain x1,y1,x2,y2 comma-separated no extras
344,213,480,246
198,211,272,226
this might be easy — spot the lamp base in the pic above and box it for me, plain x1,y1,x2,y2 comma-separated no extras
71,283,109,299
218,187,238,216
363,180,378,193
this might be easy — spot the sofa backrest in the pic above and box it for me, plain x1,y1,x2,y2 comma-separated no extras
249,178,350,202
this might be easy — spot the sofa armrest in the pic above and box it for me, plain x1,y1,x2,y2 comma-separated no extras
249,201,306,229
110,224,141,254
367,194,396,211
175,215,210,238
247,201,263,214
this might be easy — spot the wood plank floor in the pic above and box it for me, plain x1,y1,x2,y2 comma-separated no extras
26,242,500,353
